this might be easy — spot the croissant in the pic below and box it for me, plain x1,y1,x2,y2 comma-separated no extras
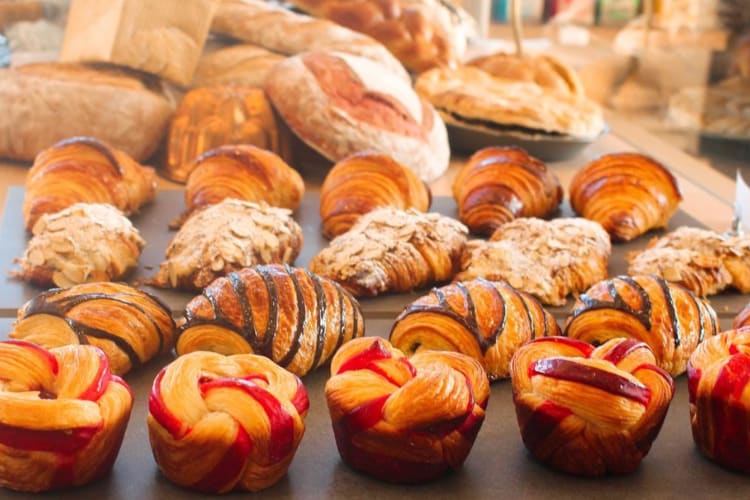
148,351,308,493
0,341,133,492
325,337,489,483
10,282,175,375
177,144,304,225
319,152,431,238
390,278,561,380
452,146,562,236
569,153,682,242
563,274,718,376
176,264,364,376
309,207,468,297
510,336,674,476
23,136,156,231
687,329,750,473
166,86,292,183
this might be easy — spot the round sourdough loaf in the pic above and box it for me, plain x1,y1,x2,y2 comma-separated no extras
265,51,450,182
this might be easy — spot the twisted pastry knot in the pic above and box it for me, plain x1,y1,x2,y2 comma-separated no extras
23,136,156,232
510,337,674,476
319,152,431,239
0,341,133,492
564,275,718,376
569,153,682,242
452,147,562,236
390,278,561,381
687,328,750,473
177,264,364,376
325,337,489,483
148,351,309,493
11,282,175,376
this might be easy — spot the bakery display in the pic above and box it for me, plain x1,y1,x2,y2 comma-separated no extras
147,350,309,493
0,63,172,162
14,203,145,288
191,44,284,88
457,217,611,306
668,78,750,138
325,336,489,483
452,146,562,236
10,282,175,376
319,152,431,238
309,207,467,297
0,340,133,492
149,200,302,291
176,264,364,377
510,336,674,476
23,136,157,231
569,153,683,242
166,87,291,183
687,328,750,473
390,278,560,380
264,51,450,182
628,226,750,296
564,274,718,376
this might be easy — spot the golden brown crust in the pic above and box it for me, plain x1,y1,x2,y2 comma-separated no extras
191,44,284,88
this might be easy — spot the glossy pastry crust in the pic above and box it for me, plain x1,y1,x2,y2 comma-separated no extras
0,341,133,492
319,152,431,238
467,52,584,96
176,264,364,377
569,153,683,242
11,282,175,375
325,337,489,483
390,278,561,380
452,146,562,236
510,337,674,476
564,274,718,376
148,351,309,493
23,136,156,231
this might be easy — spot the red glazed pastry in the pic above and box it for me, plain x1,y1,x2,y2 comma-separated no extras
147,351,309,493
0,340,133,492
325,337,489,483
510,336,674,476
687,328,750,473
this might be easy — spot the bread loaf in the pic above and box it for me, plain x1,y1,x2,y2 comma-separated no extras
191,44,284,88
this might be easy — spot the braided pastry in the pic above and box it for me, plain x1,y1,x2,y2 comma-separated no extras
687,328,750,473
325,337,489,483
452,147,563,236
564,275,718,376
320,152,431,238
310,207,467,297
176,264,364,377
510,337,674,476
569,153,682,242
390,278,560,380
23,136,156,232
0,341,133,492
148,351,309,493
11,282,175,376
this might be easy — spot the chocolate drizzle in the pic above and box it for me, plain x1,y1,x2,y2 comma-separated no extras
654,275,682,347
570,275,652,331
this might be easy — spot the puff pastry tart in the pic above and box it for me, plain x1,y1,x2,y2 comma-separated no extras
569,153,682,242
564,275,718,376
687,328,750,473
457,218,611,306
390,278,560,380
149,199,302,291
510,336,674,476
452,147,563,236
14,203,144,288
176,264,364,377
11,282,175,376
319,152,431,238
309,207,468,297
325,337,489,483
0,341,133,492
148,351,309,493
23,136,156,232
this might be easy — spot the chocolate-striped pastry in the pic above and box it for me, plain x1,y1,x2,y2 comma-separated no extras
176,264,364,376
